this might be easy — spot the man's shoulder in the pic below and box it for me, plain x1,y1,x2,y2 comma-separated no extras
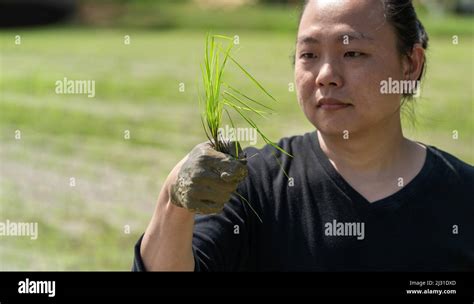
243,132,312,170
427,145,474,185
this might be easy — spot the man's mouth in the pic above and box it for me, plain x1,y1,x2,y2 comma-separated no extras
316,98,352,110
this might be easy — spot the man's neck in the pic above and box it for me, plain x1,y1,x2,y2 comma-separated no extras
317,119,410,180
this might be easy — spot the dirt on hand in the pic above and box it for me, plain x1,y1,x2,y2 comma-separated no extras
170,142,248,214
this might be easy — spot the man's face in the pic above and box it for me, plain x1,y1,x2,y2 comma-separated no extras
295,0,406,137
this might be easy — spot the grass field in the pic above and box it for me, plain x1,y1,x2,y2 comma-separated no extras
0,24,472,270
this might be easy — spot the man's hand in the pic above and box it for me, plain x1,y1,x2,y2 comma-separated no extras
169,142,248,214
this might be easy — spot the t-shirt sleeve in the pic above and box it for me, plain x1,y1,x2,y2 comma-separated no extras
132,234,146,271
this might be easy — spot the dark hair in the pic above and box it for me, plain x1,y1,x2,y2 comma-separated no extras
380,0,429,90
297,0,429,99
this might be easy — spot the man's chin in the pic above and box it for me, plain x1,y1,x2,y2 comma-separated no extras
312,120,355,139
316,128,350,138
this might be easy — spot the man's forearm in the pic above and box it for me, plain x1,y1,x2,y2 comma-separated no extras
140,189,196,271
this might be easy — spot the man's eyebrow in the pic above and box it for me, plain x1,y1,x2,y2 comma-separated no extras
297,35,319,45
297,31,375,45
338,31,375,43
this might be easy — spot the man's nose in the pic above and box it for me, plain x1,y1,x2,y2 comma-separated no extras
315,62,343,88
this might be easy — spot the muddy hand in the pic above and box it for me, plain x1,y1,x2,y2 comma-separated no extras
170,142,248,214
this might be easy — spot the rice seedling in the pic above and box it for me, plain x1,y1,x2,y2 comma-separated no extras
199,33,292,159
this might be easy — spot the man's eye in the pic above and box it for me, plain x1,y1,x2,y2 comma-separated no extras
300,53,316,59
344,51,364,58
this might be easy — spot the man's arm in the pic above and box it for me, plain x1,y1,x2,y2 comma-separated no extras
138,143,248,271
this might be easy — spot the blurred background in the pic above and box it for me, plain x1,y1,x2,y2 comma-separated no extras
0,0,472,270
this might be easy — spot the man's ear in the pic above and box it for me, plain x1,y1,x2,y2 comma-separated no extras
402,43,425,81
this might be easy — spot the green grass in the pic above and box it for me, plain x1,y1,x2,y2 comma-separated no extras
0,27,472,270
78,1,474,37
81,1,301,32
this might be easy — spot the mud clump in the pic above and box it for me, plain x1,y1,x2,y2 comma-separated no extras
170,142,247,214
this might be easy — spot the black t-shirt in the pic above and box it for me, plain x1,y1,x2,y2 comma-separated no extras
132,131,474,271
